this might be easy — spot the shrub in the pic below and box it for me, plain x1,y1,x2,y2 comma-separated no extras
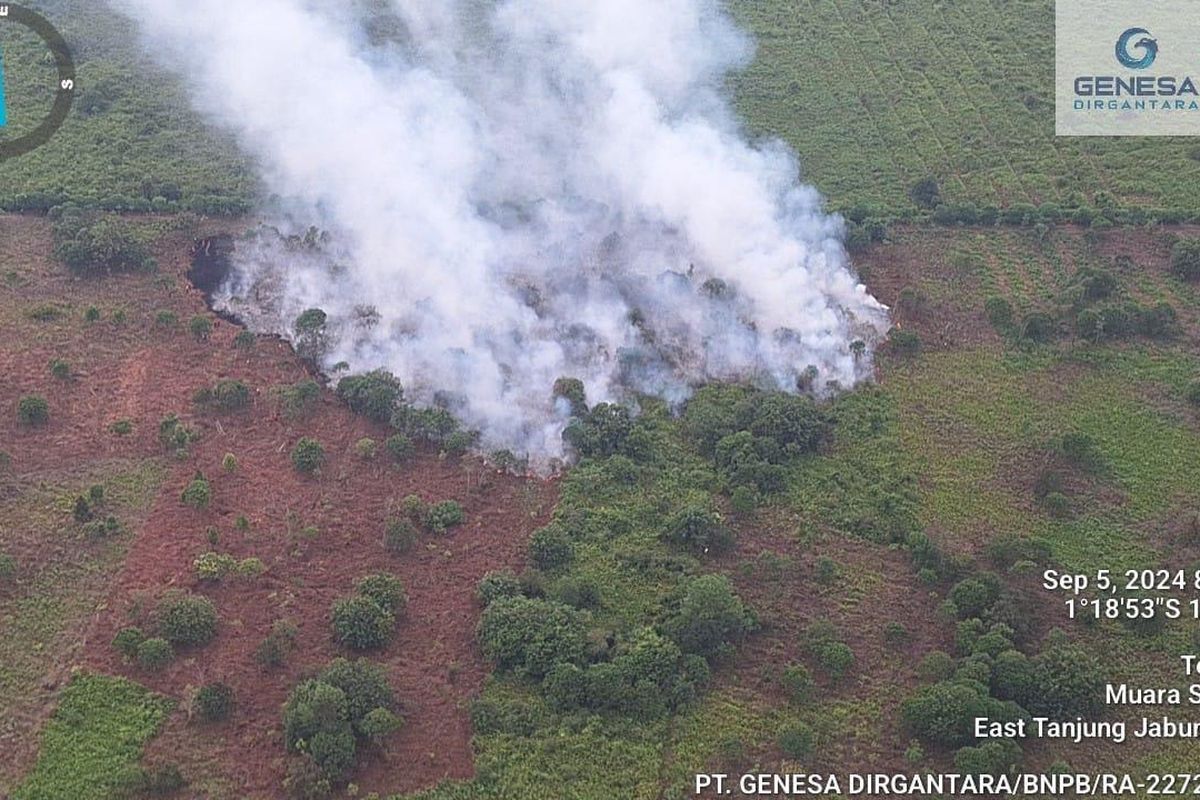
256,620,298,668
158,413,200,455
984,296,1013,329
424,500,464,533
730,485,758,514
331,596,394,650
554,576,602,609
189,315,213,341
157,593,218,646
222,453,238,473
887,329,921,356
181,472,212,509
955,740,1023,776
291,437,326,474
293,308,329,361
661,506,733,555
234,329,256,349
903,681,985,747
662,574,756,658
194,551,237,581
49,358,71,380
1058,431,1104,473
1185,379,1200,408
356,573,407,614
780,663,813,703
385,433,413,463
155,310,179,328
1021,311,1057,343
278,379,321,418
197,379,251,412
355,438,377,460
478,596,587,678
816,641,855,680
384,518,417,554
136,637,174,671
779,723,815,760
884,621,912,647
815,556,839,585
359,707,402,744
529,525,574,570
113,626,146,659
336,370,402,423
1042,491,1072,518
552,377,588,416
909,177,941,209
120,764,186,796
319,658,395,726
195,682,234,721
477,570,522,606
84,306,101,322
948,573,1002,619
562,402,634,458
17,395,49,426
109,419,134,435
1171,238,1200,281
53,213,154,275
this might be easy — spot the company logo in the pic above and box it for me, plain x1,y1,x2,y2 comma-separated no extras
0,42,8,128
1115,27,1158,69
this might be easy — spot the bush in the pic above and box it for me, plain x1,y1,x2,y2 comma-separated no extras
563,403,634,458
359,707,402,744
319,658,395,726
887,329,921,356
136,637,174,671
49,358,71,380
903,681,994,747
291,438,326,474
256,620,298,668
189,315,213,341
293,308,329,361
384,518,417,554
730,485,758,514
355,438,377,460
194,551,237,581
662,574,756,658
222,453,238,473
17,395,49,426
155,310,179,328
1186,379,1200,408
196,379,251,412
984,296,1013,329
158,413,199,455
385,433,413,463
53,214,154,275
113,626,146,659
278,379,321,418
554,576,602,609
477,570,522,606
109,419,134,436
661,506,734,555
336,370,402,423
1171,238,1200,281
816,641,855,680
119,763,186,796
552,377,588,416
424,500,464,532
956,740,1023,776
778,723,815,760
356,573,407,614
909,177,941,209
478,596,587,678
157,593,218,646
780,663,813,703
529,525,574,570
234,329,256,349
195,682,234,721
948,573,1002,619
181,472,212,509
331,596,394,650
1021,311,1057,343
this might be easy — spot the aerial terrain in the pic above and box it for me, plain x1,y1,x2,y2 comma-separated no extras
3,1,1200,799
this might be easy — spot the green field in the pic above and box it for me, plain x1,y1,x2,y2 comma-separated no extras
730,0,1200,216
4,0,1200,797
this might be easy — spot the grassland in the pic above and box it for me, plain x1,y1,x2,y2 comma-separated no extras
13,673,173,800
728,0,1200,216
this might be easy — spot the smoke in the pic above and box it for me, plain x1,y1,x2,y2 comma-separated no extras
110,0,888,458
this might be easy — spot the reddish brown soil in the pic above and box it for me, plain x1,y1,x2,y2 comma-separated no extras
0,215,556,797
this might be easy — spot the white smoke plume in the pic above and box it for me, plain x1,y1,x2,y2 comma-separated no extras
110,0,888,458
